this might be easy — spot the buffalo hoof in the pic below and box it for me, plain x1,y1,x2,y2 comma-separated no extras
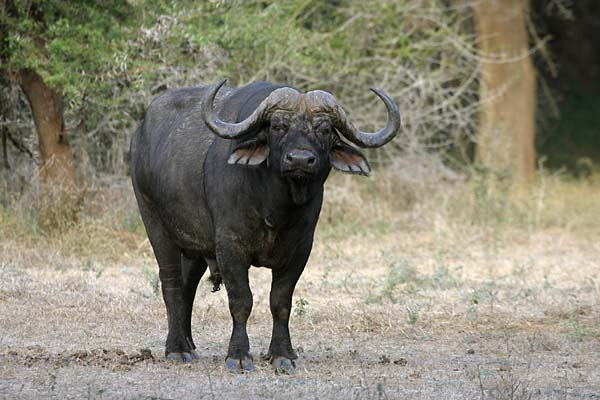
272,356,296,374
225,356,254,373
166,350,199,363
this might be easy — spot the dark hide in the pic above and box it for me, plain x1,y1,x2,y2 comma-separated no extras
130,81,387,372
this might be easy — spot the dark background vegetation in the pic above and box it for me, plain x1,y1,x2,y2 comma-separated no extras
532,0,600,171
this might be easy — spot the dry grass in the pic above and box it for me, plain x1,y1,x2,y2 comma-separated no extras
1,171,599,399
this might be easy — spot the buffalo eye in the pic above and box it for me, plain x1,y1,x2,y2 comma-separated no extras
270,117,289,133
314,119,332,137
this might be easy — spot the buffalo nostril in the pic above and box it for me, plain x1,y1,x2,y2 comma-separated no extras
285,150,317,169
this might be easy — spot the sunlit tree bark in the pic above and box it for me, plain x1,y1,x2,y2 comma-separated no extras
474,0,536,181
17,69,80,221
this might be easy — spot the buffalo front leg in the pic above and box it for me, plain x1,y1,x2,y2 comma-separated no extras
217,245,254,372
268,262,306,373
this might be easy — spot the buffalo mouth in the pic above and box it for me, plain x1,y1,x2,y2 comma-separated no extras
283,169,314,179
284,172,313,205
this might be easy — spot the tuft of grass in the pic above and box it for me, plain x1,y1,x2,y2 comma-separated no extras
3,168,599,271
366,259,417,304
366,259,462,304
294,297,309,317
141,260,160,297
321,168,600,246
406,305,419,325
562,314,600,342
0,180,150,265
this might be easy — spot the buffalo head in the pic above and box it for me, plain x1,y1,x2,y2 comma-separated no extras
201,79,401,204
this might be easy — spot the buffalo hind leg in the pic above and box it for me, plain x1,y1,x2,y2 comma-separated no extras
152,244,196,362
181,254,208,358
217,244,254,372
138,204,195,362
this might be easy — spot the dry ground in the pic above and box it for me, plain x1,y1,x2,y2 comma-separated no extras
1,174,599,399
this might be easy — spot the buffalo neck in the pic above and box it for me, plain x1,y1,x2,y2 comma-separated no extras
241,164,327,229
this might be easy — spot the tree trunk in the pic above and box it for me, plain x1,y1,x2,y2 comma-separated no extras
474,0,536,181
17,69,80,224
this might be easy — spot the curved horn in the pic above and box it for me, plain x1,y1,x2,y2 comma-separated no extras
201,79,268,139
335,88,401,148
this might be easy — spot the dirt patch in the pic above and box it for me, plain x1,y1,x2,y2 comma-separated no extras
2,347,155,372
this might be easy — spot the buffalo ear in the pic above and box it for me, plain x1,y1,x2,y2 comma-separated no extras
228,139,270,166
330,142,371,176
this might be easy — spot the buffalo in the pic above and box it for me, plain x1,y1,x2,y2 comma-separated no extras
130,79,401,372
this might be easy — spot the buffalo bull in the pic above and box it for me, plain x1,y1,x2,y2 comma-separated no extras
130,79,401,372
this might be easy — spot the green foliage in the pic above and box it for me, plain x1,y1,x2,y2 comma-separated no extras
2,0,138,105
2,0,478,175
187,1,469,89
